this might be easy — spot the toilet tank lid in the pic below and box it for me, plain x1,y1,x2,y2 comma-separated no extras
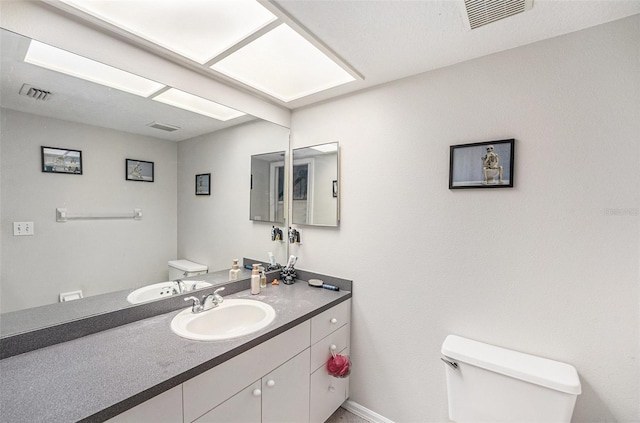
441,335,581,395
168,260,208,272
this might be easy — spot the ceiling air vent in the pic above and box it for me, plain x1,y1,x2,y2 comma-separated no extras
147,122,180,132
19,83,52,101
463,0,533,30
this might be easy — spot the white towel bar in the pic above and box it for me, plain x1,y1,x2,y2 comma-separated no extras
56,208,142,222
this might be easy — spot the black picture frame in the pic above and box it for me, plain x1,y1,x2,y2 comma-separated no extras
195,173,211,195
41,146,83,175
449,139,515,189
126,159,154,182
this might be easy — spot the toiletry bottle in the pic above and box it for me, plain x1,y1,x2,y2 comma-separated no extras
229,259,240,280
259,266,267,288
251,263,261,294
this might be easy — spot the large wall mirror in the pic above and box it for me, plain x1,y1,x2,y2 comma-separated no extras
0,28,289,336
292,142,340,227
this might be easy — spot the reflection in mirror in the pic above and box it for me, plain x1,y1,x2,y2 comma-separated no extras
250,151,286,223
292,143,339,226
0,29,289,336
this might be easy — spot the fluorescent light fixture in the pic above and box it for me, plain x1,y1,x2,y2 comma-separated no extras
152,88,245,121
60,0,277,64
211,24,356,102
24,40,164,97
311,144,338,153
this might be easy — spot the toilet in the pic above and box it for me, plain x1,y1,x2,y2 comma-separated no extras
441,335,581,423
168,259,208,281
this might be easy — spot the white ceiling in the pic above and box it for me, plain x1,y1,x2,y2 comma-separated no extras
2,1,638,141
275,0,640,109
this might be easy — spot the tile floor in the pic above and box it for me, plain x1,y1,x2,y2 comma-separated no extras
325,407,370,423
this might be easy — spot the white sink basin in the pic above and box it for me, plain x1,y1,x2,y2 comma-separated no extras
126,281,212,304
170,299,276,341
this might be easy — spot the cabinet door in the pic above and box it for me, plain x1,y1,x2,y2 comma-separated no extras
309,348,350,423
262,348,310,423
106,385,183,423
192,381,261,423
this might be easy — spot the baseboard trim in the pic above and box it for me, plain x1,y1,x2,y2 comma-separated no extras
341,399,395,423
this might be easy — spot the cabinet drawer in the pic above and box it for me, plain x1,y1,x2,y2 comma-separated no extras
309,357,349,423
311,299,351,345
183,320,310,423
310,323,350,373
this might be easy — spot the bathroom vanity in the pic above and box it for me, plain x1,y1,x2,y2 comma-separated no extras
0,277,351,423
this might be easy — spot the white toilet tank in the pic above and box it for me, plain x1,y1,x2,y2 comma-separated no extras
441,335,581,423
168,259,208,281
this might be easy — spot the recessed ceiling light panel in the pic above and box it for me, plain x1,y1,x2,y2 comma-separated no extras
60,0,277,64
152,88,245,121
211,24,356,102
24,40,165,97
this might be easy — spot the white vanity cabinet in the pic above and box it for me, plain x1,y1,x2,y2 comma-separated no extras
107,299,351,423
194,348,310,423
185,321,310,422
309,300,351,423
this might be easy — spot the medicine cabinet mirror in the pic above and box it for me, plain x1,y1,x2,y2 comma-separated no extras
250,151,286,223
291,142,339,227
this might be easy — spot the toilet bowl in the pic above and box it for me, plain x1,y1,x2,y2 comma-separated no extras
442,335,581,422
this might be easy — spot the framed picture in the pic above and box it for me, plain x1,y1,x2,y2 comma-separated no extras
333,180,338,198
126,159,154,182
195,173,211,195
41,146,83,175
449,139,514,189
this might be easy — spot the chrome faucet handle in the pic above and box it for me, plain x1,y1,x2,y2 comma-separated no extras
174,279,186,293
201,287,225,311
213,287,225,304
184,296,201,313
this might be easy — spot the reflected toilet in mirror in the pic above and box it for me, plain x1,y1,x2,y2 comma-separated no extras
292,142,339,226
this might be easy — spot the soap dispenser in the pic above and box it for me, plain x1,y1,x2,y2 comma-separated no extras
229,259,241,280
251,263,261,294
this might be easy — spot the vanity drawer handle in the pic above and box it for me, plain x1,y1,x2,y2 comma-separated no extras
330,318,338,324
252,389,262,397
266,379,276,388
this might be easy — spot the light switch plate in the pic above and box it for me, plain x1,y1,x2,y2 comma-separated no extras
13,222,34,236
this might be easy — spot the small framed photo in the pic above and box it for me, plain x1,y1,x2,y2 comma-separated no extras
41,146,83,175
126,159,154,182
449,139,514,189
195,173,211,195
333,180,338,198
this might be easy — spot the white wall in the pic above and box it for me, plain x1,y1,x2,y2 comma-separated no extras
1,109,178,313
177,120,289,271
289,16,639,422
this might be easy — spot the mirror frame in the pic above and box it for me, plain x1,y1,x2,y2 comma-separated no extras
291,142,340,227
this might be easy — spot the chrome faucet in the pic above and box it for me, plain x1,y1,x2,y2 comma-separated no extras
184,287,225,313
173,279,186,294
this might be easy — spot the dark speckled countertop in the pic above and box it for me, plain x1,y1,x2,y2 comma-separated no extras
0,281,351,423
